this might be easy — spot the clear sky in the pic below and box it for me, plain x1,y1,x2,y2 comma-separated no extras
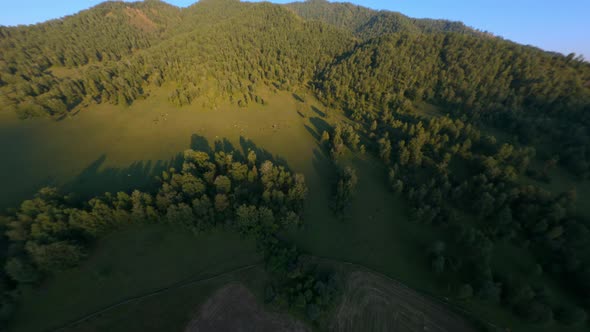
1,0,588,59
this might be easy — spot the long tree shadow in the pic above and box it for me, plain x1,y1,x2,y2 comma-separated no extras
190,134,212,153
190,134,290,169
63,153,183,202
28,133,293,206
305,124,320,141
239,136,289,169
311,105,326,118
309,117,331,137
214,137,245,160
312,148,334,182
292,93,305,103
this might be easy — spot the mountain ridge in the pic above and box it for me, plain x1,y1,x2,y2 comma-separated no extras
1,0,587,119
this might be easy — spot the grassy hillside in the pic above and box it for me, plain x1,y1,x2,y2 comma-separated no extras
11,225,260,332
1,1,590,331
1,89,587,331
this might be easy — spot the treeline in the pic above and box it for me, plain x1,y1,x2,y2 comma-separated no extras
0,146,338,326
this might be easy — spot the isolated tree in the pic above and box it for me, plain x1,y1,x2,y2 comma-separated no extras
321,131,330,144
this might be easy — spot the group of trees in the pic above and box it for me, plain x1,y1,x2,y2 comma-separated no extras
262,238,340,322
320,123,361,215
331,166,358,216
336,97,589,326
0,146,344,326
314,31,590,177
282,8,590,322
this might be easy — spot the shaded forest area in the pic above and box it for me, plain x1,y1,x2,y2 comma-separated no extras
0,146,338,326
1,0,590,330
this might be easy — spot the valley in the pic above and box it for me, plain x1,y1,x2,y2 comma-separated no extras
1,1,589,331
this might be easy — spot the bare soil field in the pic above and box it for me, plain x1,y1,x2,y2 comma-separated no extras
331,271,476,332
185,284,310,332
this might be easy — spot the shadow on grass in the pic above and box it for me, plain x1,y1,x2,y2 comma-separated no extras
312,148,333,180
292,93,305,103
190,134,212,153
304,124,320,141
238,136,290,169
14,133,294,208
214,138,240,157
309,117,331,137
62,153,183,202
311,106,326,118
191,133,290,169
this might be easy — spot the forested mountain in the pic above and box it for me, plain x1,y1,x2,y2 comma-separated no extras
0,0,353,117
1,0,590,330
314,31,590,176
0,0,181,117
2,0,587,126
287,0,479,39
144,0,353,108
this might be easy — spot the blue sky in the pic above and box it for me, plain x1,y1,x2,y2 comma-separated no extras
1,0,588,59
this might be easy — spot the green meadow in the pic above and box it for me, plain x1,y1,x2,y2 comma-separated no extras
2,87,588,331
12,226,260,332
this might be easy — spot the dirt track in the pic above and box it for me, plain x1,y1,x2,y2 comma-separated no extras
185,284,309,332
331,271,476,332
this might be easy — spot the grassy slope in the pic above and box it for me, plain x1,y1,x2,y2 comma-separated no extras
2,87,589,331
65,266,269,332
10,225,260,332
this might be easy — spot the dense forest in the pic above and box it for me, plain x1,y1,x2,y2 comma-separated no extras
1,0,590,330
0,0,354,117
287,0,481,39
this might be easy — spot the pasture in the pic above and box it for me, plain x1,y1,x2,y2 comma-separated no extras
2,86,587,331
10,225,260,332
